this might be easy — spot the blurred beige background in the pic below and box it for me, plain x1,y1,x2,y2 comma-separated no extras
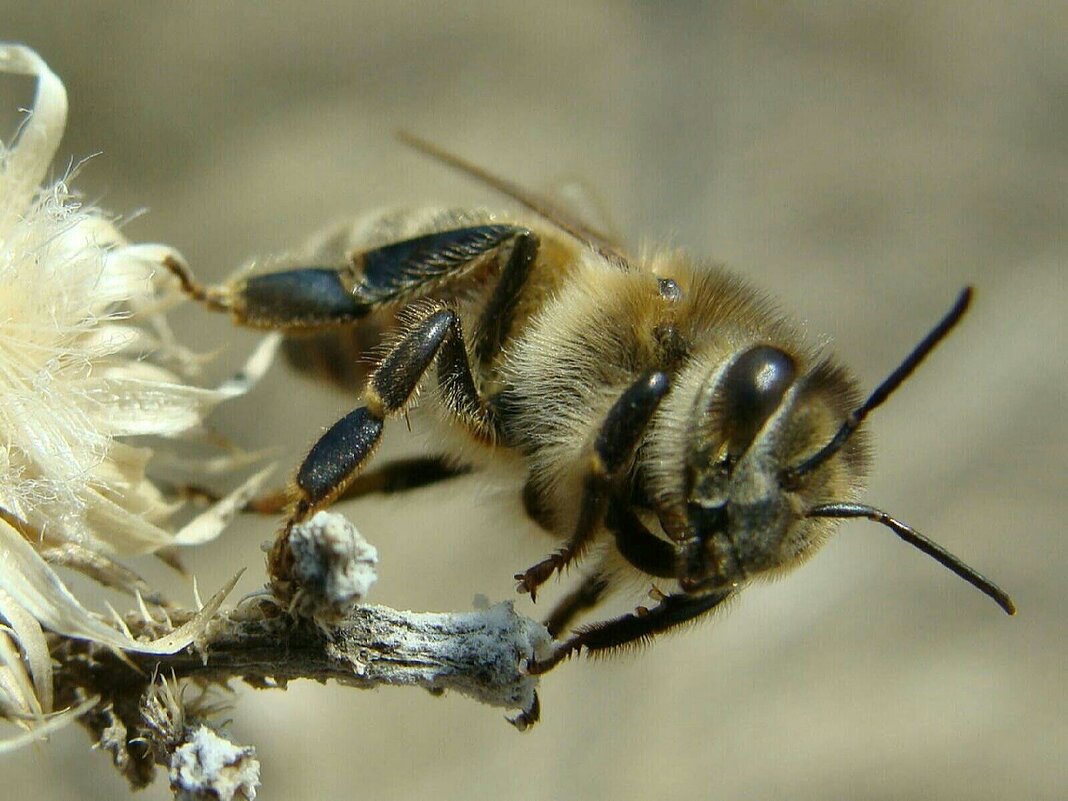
2,2,1065,799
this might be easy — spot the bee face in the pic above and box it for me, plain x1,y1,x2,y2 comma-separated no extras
673,345,868,593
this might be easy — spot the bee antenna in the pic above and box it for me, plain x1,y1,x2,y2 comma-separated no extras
806,502,1016,615
784,287,973,484
396,131,631,267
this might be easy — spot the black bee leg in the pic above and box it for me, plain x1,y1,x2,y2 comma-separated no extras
163,254,368,327
605,503,677,578
340,456,470,497
515,371,671,599
528,590,733,674
282,323,386,393
164,226,531,331
542,508,674,640
282,228,535,390
287,306,494,525
472,230,539,367
180,457,471,515
543,573,610,638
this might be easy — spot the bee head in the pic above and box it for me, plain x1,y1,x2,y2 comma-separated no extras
661,288,1012,614
674,343,866,593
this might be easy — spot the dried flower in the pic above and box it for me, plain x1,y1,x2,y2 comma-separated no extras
0,43,276,748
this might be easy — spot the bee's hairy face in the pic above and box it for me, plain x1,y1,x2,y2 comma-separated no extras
675,346,867,593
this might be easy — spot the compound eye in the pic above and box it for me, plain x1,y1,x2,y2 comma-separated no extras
722,345,797,455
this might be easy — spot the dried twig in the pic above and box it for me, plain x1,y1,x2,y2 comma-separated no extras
46,513,548,796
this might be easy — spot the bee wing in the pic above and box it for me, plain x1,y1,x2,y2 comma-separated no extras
544,176,623,248
398,132,631,265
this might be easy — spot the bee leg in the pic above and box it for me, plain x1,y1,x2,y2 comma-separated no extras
182,457,471,515
282,324,384,392
162,255,365,325
543,573,610,638
541,505,675,636
290,455,469,510
606,504,677,578
472,230,539,367
515,371,671,599
507,689,541,731
270,306,492,595
339,456,471,497
163,225,530,330
286,306,494,525
528,590,732,674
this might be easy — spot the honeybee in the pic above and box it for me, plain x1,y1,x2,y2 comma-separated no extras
167,135,1014,679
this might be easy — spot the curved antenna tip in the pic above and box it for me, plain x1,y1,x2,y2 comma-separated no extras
808,502,1016,616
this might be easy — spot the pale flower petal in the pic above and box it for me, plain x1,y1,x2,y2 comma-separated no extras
0,696,99,753
0,44,66,225
0,626,41,718
174,465,275,547
0,43,276,745
0,517,241,654
0,588,52,713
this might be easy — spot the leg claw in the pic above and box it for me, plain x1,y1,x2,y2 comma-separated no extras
507,691,540,730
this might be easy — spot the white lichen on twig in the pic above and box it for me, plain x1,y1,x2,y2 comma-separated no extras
284,511,378,622
53,518,549,789
170,726,260,801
